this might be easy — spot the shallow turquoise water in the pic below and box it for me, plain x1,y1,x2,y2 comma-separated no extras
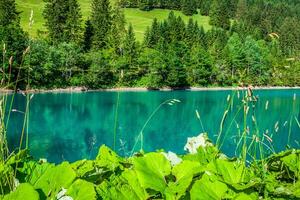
6,89,300,163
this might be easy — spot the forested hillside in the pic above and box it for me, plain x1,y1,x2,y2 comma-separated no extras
1,0,300,89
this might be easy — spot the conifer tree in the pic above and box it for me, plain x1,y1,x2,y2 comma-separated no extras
209,0,231,30
65,0,83,42
91,0,112,49
0,0,20,26
0,0,27,57
43,0,82,44
145,18,160,48
0,0,27,81
110,1,126,52
185,18,195,46
123,24,137,65
236,0,247,20
82,19,94,51
182,0,197,16
279,17,300,55
139,0,153,11
198,0,211,16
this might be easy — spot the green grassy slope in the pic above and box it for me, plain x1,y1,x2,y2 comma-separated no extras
17,0,211,41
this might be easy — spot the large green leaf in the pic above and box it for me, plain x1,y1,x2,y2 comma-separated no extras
3,183,39,200
33,162,76,198
190,173,228,200
121,169,149,199
71,160,94,176
165,160,203,199
67,179,97,200
211,159,246,184
96,145,122,171
183,146,219,166
96,174,147,200
281,152,300,177
23,162,55,185
233,192,258,200
133,152,171,193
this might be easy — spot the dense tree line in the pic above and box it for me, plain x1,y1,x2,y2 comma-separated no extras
0,0,299,89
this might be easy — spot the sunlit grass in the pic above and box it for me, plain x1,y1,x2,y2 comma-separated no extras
16,0,211,41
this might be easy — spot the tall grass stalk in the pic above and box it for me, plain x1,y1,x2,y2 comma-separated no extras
0,44,30,194
195,109,205,132
130,99,180,156
113,92,120,151
287,93,297,147
216,91,236,148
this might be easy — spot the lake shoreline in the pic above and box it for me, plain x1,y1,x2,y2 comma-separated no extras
1,86,300,94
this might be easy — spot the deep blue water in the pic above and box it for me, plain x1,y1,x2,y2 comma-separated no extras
5,89,300,163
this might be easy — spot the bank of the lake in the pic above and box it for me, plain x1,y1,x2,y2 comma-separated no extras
1,86,300,94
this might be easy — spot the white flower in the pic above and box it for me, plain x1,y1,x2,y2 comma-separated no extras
13,178,20,190
56,188,69,200
162,151,182,166
184,133,211,154
59,196,73,200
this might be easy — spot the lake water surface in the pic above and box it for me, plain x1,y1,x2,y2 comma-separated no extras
6,89,300,163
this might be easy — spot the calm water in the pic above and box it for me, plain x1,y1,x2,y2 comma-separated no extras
6,89,300,163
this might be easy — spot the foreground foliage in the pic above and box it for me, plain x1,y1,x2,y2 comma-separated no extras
0,136,300,200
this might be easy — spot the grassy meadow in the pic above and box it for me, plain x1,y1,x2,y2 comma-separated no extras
16,0,211,41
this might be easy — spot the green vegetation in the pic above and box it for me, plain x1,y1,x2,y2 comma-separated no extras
1,139,300,199
1,0,299,199
3,0,298,90
16,0,211,41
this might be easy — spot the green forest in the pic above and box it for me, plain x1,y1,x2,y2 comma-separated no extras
1,0,300,89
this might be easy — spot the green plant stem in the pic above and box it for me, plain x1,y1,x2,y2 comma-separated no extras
113,92,120,151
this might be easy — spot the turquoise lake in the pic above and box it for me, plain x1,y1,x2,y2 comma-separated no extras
6,89,300,163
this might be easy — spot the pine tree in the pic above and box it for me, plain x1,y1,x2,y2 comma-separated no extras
145,18,160,48
209,0,231,30
139,0,153,11
185,18,195,47
123,24,137,65
182,0,197,16
279,17,300,55
65,0,83,43
91,0,112,49
0,0,20,26
109,1,126,53
82,19,94,51
0,0,27,82
236,0,247,20
43,0,82,44
0,0,27,58
198,0,211,16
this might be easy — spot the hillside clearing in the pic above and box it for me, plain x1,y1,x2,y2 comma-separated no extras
17,0,211,41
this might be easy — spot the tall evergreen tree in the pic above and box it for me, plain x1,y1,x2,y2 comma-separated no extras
0,0,27,57
209,0,231,30
82,19,94,51
185,18,197,47
182,0,197,16
139,0,153,11
109,1,126,53
65,0,83,42
43,0,82,44
0,0,27,83
91,0,112,49
236,0,247,20
144,18,160,47
198,0,212,16
279,17,300,55
0,0,20,26
123,24,138,65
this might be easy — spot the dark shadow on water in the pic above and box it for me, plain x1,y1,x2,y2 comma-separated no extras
46,134,83,163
